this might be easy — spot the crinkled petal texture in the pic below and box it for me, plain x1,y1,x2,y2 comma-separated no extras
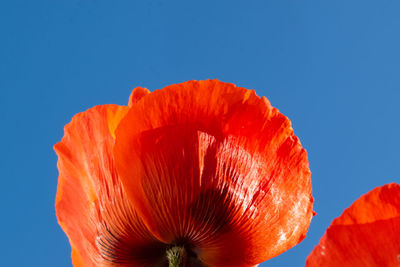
114,80,313,266
306,183,400,267
55,92,172,266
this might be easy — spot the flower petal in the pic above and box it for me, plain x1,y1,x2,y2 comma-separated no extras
128,87,150,107
306,183,400,267
55,104,166,266
71,248,85,267
114,80,313,266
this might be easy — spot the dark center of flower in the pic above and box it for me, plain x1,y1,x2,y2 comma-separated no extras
166,246,186,267
166,240,204,267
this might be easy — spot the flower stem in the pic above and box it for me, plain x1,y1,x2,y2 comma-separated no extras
167,245,186,267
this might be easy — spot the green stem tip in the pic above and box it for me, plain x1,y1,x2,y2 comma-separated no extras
166,245,186,267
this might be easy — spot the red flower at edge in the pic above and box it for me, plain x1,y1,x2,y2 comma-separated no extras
306,183,400,267
55,80,314,266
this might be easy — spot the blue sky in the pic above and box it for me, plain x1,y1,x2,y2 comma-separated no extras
1,1,399,266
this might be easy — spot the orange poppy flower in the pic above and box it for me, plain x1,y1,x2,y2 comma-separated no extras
306,183,400,267
55,80,314,267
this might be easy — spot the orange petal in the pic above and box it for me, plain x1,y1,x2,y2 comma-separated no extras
114,80,314,266
128,87,150,107
55,105,166,266
306,183,400,267
71,248,85,267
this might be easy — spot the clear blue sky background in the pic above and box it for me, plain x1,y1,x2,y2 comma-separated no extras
1,1,399,266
